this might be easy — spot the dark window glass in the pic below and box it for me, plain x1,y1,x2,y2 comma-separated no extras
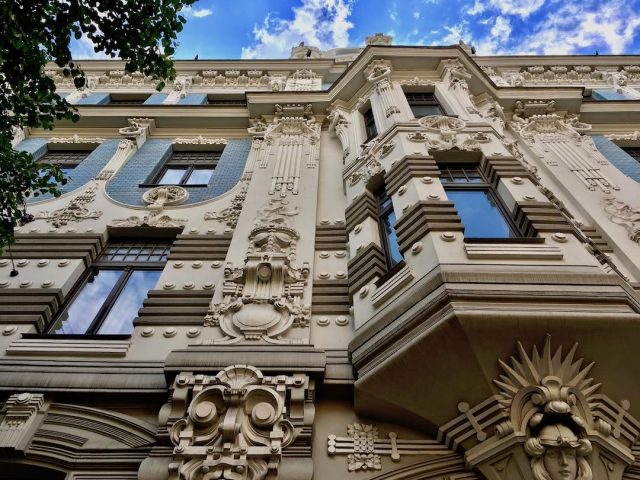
446,190,516,238
49,240,170,335
376,188,403,268
622,147,640,162
405,92,444,118
439,164,483,183
37,150,92,180
152,151,220,185
439,163,521,239
363,108,378,141
108,97,148,105
207,98,247,107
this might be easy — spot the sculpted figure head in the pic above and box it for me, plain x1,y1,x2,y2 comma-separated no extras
525,423,592,480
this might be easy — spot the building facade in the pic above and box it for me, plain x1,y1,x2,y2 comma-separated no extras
2,34,640,479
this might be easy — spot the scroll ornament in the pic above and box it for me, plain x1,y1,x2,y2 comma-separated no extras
168,365,310,480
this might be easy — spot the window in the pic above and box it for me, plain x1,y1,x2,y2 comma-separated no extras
440,163,521,239
405,92,444,118
48,240,170,335
152,150,221,186
38,149,92,177
622,147,640,163
375,187,403,269
108,94,150,105
363,108,378,142
207,96,247,107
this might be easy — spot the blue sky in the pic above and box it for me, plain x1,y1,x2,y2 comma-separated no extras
71,0,640,59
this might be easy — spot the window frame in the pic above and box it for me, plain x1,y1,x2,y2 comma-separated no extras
404,91,445,118
46,240,169,335
439,162,525,240
145,150,222,187
374,186,404,271
37,149,93,175
363,107,378,142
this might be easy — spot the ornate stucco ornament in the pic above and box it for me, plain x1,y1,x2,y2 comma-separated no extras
192,69,272,88
327,423,451,472
439,336,640,480
167,365,313,480
48,134,105,144
204,183,248,228
364,59,400,117
204,200,310,344
111,186,188,228
407,115,484,153
251,104,320,196
35,185,102,228
172,136,228,146
603,197,640,243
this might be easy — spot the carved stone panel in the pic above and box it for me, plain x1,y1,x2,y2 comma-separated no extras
166,365,314,480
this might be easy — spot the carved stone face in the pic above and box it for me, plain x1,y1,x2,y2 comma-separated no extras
543,446,578,480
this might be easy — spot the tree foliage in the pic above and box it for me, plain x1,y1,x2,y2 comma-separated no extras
0,0,195,253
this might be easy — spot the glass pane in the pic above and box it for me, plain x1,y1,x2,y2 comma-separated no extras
381,210,403,266
447,190,515,238
52,270,123,334
186,168,214,185
97,270,161,335
411,105,443,118
158,167,187,184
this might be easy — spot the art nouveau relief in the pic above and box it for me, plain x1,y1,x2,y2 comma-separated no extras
249,104,320,197
203,199,310,344
509,101,620,194
35,184,102,228
603,197,640,243
440,336,640,480
165,365,314,480
111,186,188,228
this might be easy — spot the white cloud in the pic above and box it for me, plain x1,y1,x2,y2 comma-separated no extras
440,22,472,45
192,8,213,18
473,15,511,54
241,0,354,59
488,0,545,18
466,0,487,15
509,0,640,54
413,11,421,19
181,5,213,18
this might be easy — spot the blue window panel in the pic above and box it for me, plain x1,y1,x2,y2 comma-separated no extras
448,190,515,238
144,93,168,104
15,138,48,160
592,136,640,183
107,139,251,206
97,270,161,335
177,93,207,105
28,139,120,202
591,89,635,101
75,92,110,105
53,270,123,334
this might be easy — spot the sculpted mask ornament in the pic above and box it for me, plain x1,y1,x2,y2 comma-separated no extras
439,337,639,480
525,423,592,480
